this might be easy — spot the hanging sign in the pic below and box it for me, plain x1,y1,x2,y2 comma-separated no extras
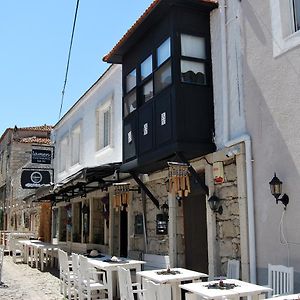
21,170,51,189
31,149,52,164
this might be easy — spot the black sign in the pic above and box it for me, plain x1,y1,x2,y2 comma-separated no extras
21,170,51,189
32,149,52,164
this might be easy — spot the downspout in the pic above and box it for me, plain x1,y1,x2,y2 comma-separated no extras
219,0,257,283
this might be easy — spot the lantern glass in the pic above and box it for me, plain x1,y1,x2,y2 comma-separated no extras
208,195,221,212
269,173,282,199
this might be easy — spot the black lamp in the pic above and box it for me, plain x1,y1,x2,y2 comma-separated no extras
161,202,169,219
207,195,223,214
269,173,289,207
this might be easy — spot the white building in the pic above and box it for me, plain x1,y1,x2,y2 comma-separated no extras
49,64,122,253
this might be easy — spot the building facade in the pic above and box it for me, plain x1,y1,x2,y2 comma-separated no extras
0,125,53,241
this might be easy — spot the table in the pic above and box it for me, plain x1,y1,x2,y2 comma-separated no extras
179,279,272,300
88,256,145,300
17,240,40,264
137,268,208,300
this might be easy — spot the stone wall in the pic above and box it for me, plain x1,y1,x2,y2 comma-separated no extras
214,158,240,275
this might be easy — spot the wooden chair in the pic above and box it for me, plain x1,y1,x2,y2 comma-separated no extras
78,255,108,300
144,280,171,300
72,253,80,299
117,266,145,300
268,264,294,297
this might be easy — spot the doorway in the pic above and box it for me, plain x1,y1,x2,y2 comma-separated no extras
120,209,128,257
183,178,208,273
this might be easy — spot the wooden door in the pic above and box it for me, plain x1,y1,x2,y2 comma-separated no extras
183,185,208,273
120,209,128,257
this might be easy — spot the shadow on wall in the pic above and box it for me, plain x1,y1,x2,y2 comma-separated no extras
242,48,300,291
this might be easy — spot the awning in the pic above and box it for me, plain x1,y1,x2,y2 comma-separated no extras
35,163,121,202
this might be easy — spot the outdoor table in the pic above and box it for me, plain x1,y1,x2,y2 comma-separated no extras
137,267,208,300
88,255,145,300
179,279,272,300
30,242,59,271
17,239,40,264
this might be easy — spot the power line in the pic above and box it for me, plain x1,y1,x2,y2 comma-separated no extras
58,0,80,120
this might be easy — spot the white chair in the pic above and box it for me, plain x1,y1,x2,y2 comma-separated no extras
72,253,80,299
144,280,171,300
118,266,145,300
11,238,24,264
213,259,240,280
268,264,294,297
227,259,240,279
78,255,108,300
58,249,75,300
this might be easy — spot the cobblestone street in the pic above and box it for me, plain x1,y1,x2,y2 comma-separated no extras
0,256,63,300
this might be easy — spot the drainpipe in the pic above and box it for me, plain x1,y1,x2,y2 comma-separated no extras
219,0,257,283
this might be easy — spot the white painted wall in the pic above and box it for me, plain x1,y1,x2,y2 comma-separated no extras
52,64,122,183
239,0,300,288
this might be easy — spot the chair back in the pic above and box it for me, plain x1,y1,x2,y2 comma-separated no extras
78,255,92,285
227,259,240,279
144,280,171,300
117,266,135,300
268,264,294,296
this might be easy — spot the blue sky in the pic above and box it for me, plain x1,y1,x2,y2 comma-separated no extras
0,0,153,135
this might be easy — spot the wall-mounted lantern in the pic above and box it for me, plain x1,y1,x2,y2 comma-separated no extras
207,195,223,214
156,202,169,235
134,214,144,235
269,173,289,207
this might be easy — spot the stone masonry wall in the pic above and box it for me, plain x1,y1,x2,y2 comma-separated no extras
214,158,240,275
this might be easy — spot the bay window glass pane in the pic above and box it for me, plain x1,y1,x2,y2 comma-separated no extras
157,37,171,66
124,90,137,117
154,60,172,93
126,69,136,92
294,0,300,31
181,34,206,59
142,80,153,103
141,55,152,80
181,60,206,85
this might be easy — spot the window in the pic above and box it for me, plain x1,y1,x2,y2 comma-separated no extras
293,0,300,31
157,37,171,66
59,135,68,172
71,124,81,166
124,90,137,117
270,0,300,56
141,55,152,80
155,60,172,93
126,69,136,92
123,37,172,117
142,80,153,103
180,34,206,85
96,103,112,150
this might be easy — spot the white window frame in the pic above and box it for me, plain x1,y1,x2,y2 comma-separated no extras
96,100,113,152
270,0,300,57
71,123,81,166
58,134,69,173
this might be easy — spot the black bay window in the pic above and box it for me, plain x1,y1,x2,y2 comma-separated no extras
123,37,172,118
180,34,206,85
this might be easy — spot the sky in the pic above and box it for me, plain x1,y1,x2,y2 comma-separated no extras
0,0,153,136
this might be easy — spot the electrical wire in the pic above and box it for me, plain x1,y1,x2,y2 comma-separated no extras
58,0,80,120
